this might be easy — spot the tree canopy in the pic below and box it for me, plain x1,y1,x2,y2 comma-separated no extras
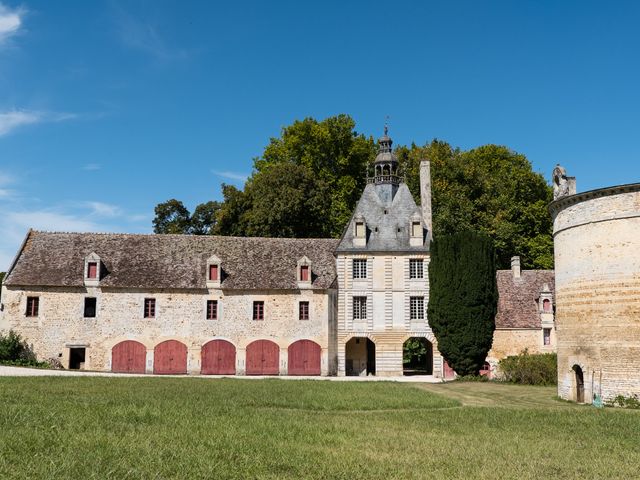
427,231,498,376
397,141,553,269
151,115,554,269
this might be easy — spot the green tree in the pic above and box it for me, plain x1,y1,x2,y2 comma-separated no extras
427,231,498,376
190,201,221,235
397,142,553,269
254,114,376,236
241,162,332,237
153,199,191,234
214,184,250,236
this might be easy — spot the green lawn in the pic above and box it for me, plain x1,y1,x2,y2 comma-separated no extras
1,378,638,479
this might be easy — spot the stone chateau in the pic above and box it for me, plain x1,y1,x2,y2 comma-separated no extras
0,129,555,377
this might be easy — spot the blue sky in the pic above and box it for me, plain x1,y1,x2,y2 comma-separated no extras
1,1,640,270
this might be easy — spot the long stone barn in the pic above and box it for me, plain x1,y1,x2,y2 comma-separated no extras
0,128,555,376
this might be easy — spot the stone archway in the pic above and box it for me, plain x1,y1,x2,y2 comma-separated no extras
402,337,433,376
345,337,375,376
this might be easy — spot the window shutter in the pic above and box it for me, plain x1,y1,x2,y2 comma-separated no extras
300,265,309,281
87,262,98,279
209,264,219,281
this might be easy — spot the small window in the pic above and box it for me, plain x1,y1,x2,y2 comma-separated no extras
209,264,219,281
412,221,421,237
409,259,424,279
87,262,98,279
543,328,551,346
410,296,425,320
206,300,218,320
299,301,310,320
543,299,552,312
144,298,156,318
25,296,39,317
253,301,264,321
353,259,367,279
352,296,367,320
84,297,97,318
355,221,365,237
300,265,309,282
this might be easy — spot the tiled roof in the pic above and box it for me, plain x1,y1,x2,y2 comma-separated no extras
336,183,429,253
4,231,339,290
495,270,555,329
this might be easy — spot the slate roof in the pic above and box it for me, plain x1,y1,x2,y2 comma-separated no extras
336,183,428,253
495,270,555,329
4,231,339,290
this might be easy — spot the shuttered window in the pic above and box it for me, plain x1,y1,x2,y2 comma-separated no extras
144,298,156,318
209,264,219,281
300,265,309,282
25,297,39,317
299,301,310,320
352,296,367,320
206,300,218,320
253,301,264,321
543,328,551,346
87,262,98,279
410,297,424,320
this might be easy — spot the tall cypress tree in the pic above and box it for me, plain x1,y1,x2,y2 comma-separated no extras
428,231,498,376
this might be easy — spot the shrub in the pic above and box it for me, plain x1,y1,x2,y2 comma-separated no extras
605,395,640,409
0,330,39,364
498,350,557,386
455,374,489,382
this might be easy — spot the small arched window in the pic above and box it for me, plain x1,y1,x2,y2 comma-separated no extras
542,299,552,312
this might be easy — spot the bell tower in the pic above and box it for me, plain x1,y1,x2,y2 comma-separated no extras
369,125,401,204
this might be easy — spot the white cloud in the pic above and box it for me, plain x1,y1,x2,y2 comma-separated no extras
0,3,23,45
0,109,77,137
82,163,101,171
112,4,188,61
212,170,248,182
85,201,122,218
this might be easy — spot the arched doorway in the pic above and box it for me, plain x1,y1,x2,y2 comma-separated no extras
153,340,188,375
246,340,279,375
288,340,321,376
201,340,236,375
345,337,375,376
402,337,433,376
573,365,584,403
112,340,146,373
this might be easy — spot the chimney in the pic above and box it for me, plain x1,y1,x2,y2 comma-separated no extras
511,256,521,279
419,159,432,239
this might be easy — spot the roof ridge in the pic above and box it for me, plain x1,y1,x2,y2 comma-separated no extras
29,230,338,242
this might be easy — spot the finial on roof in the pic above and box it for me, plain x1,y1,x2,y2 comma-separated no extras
384,115,389,136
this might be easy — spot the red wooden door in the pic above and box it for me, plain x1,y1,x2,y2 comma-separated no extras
245,340,279,375
112,340,146,373
288,340,321,375
201,340,236,375
153,340,188,374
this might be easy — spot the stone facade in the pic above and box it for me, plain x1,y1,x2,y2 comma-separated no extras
551,176,640,402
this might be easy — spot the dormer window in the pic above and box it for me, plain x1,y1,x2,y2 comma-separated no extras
87,262,98,279
409,214,424,247
84,253,101,287
411,221,421,237
353,215,366,247
206,255,222,288
297,256,312,288
355,221,365,237
209,264,219,281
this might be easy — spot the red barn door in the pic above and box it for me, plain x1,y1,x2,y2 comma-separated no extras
112,340,146,373
245,340,279,375
201,340,236,375
288,340,321,376
153,340,188,375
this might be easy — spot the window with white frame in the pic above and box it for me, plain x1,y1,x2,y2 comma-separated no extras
409,259,424,279
352,296,367,320
352,259,367,279
543,328,551,346
410,296,425,320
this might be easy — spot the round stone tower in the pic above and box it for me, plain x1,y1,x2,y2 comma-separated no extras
550,169,640,403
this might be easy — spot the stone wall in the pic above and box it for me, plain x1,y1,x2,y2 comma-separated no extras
487,328,555,364
551,184,640,402
0,285,334,375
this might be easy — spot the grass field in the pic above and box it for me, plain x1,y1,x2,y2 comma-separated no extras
1,378,639,479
